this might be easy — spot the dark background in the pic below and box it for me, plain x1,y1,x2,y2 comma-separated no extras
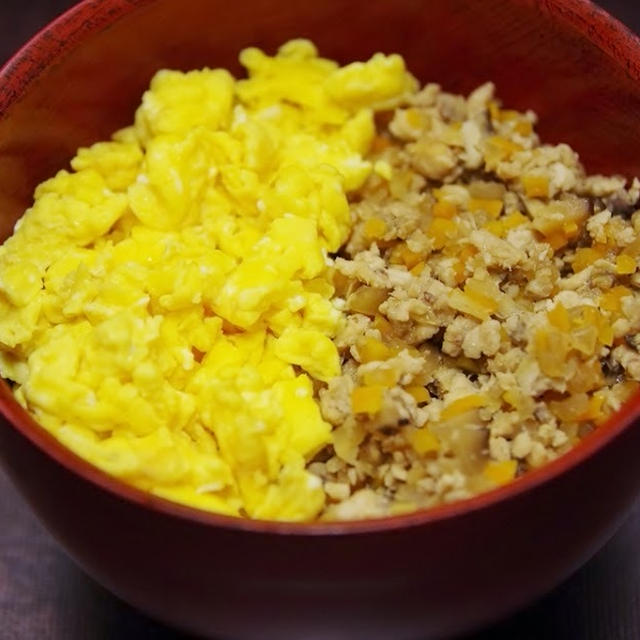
1,1,640,639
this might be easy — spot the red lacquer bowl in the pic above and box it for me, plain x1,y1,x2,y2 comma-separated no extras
1,1,640,638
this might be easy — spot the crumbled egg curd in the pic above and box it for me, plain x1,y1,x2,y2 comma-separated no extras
0,40,416,521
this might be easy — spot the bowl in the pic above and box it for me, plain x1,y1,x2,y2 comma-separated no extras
1,1,640,638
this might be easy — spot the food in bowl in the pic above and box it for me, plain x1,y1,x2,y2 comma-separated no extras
0,40,638,522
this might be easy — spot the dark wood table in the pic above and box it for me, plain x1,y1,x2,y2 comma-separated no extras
1,2,640,638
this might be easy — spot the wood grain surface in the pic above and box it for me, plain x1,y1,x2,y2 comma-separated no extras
1,1,640,639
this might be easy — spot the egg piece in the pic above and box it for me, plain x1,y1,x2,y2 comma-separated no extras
274,328,341,382
0,40,416,521
135,68,235,140
71,141,143,191
326,52,418,109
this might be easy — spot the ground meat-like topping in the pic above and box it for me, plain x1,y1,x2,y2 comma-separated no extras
310,80,640,520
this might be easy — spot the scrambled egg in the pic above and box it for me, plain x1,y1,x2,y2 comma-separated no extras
0,40,415,520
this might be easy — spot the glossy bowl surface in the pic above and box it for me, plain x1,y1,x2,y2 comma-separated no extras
1,1,640,638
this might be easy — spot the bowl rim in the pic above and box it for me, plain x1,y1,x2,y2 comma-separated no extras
1,0,640,536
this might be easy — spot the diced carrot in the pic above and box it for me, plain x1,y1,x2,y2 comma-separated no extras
487,136,524,154
441,394,489,420
522,174,549,198
621,237,640,257
502,388,535,417
458,245,478,262
598,323,614,347
453,258,466,284
534,328,570,377
373,314,394,337
616,254,636,275
572,247,605,272
514,120,533,136
405,108,424,128
432,187,446,201
358,337,396,363
364,217,387,239
502,389,519,408
400,245,423,269
544,230,569,251
600,285,632,312
568,305,614,347
468,197,503,219
569,325,599,356
432,201,457,219
576,392,606,422
448,290,487,320
405,426,440,454
374,160,392,180
427,218,458,250
498,109,520,122
484,460,517,485
547,302,571,331
549,393,590,422
484,220,504,237
405,385,430,404
488,101,501,122
389,501,418,515
448,288,496,321
351,386,384,414
464,279,500,312
466,288,499,312
502,211,528,231
484,136,524,167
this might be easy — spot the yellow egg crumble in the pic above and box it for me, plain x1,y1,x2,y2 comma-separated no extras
0,40,415,520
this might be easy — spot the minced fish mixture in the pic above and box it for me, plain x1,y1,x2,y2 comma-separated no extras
0,41,638,522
